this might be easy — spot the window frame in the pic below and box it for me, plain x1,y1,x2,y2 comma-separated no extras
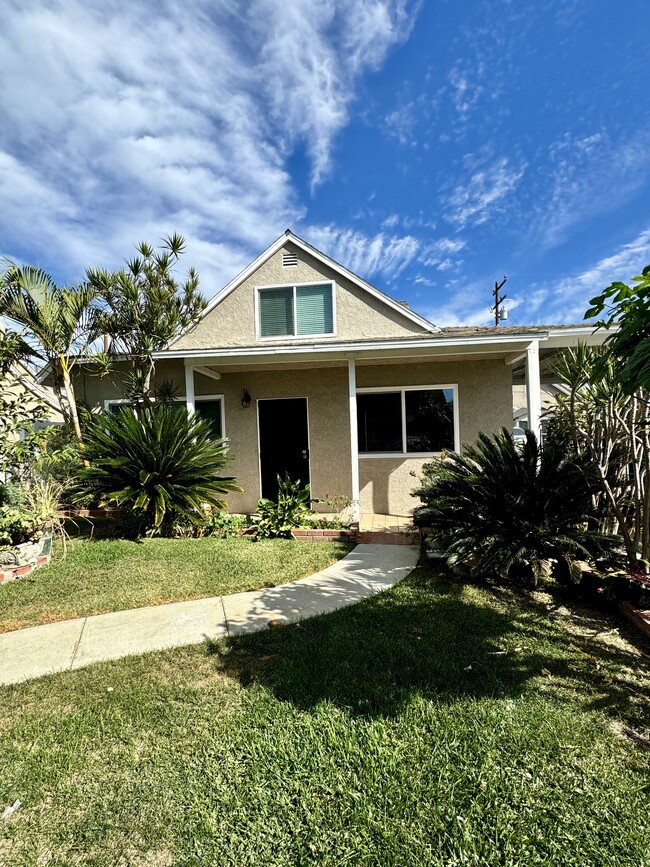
104,393,227,439
255,281,337,341
356,384,459,458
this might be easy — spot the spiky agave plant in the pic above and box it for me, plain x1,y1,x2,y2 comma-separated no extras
413,428,608,584
78,406,241,535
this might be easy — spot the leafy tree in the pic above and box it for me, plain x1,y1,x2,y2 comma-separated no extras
0,264,98,442
0,328,48,480
551,344,650,568
77,406,240,535
585,265,650,392
86,234,206,405
412,428,608,584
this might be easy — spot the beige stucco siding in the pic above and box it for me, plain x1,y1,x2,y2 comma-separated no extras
173,242,429,351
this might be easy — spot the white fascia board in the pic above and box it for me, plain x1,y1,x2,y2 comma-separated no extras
156,332,545,366
167,230,440,350
543,325,615,349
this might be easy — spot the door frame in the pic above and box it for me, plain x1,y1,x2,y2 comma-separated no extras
256,396,312,500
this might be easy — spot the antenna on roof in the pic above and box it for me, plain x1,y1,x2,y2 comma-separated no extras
491,276,508,326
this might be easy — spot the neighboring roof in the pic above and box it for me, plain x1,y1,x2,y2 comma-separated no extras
167,230,441,349
443,324,589,335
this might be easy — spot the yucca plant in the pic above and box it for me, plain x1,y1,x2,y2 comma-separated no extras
413,428,610,584
77,406,241,535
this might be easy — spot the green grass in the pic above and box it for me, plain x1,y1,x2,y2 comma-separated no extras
0,525,352,632
1,563,649,865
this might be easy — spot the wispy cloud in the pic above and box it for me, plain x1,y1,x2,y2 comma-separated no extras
0,0,416,289
444,158,526,228
422,236,466,269
420,278,508,327
516,227,650,324
305,225,420,279
531,131,650,249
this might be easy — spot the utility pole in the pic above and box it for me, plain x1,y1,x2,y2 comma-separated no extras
492,276,507,326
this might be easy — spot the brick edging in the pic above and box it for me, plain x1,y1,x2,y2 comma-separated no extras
291,528,358,542
619,601,650,641
0,553,52,585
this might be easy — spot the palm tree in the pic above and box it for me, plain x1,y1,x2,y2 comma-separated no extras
0,263,98,443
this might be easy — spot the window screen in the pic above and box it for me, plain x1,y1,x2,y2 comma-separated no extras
296,284,333,335
405,388,454,452
259,288,294,337
357,392,402,453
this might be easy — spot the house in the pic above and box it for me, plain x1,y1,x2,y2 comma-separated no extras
77,231,607,519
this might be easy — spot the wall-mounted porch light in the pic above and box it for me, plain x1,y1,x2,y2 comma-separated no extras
241,388,252,409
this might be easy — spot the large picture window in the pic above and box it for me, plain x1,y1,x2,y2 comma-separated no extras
357,387,456,455
258,283,334,338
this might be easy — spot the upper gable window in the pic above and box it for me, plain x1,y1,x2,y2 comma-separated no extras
257,283,334,338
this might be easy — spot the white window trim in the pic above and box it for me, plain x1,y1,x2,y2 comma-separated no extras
356,384,459,458
104,394,227,439
255,280,337,341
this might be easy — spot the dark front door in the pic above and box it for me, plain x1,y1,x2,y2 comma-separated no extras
258,398,310,501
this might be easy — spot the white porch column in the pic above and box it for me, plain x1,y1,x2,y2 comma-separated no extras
525,340,541,441
184,365,195,415
348,359,361,523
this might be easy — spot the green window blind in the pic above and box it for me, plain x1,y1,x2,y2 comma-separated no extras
296,284,333,335
259,288,293,337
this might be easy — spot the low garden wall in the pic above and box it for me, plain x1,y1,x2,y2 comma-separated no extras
0,533,53,585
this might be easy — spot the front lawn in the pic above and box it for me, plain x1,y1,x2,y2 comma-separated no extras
1,563,648,865
0,526,352,633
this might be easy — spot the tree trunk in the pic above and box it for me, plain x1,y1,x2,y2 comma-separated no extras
60,358,83,445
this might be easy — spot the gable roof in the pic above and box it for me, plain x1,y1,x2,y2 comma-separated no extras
168,230,440,349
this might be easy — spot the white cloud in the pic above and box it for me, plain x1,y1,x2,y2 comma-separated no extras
520,227,650,324
422,236,466,267
0,0,416,289
531,131,650,249
445,158,526,228
305,225,420,279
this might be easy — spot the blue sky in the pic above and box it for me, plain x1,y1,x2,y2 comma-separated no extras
2,0,649,327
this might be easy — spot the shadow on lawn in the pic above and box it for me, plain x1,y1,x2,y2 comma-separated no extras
214,564,650,732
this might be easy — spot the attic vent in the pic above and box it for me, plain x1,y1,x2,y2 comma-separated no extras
282,252,298,267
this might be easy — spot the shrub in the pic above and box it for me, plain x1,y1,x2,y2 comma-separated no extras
77,406,241,535
255,475,313,539
413,428,610,584
204,511,250,538
0,506,42,547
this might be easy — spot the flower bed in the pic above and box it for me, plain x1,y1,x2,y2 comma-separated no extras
0,533,53,585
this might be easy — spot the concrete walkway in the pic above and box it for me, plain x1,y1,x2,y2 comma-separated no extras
0,544,418,686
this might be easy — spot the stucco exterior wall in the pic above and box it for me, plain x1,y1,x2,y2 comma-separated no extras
173,242,428,351
78,355,512,517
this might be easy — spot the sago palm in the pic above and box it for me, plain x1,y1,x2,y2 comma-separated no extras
412,428,608,584
77,406,241,534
